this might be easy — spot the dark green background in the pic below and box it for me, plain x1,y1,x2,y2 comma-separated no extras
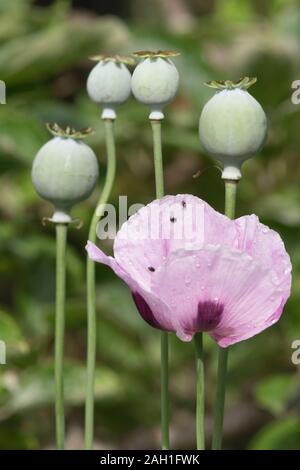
0,0,299,449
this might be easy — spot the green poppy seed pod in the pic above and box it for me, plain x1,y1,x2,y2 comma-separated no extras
32,124,99,223
87,55,133,120
199,77,267,180
131,51,180,120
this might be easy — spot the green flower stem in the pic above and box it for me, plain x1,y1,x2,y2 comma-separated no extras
212,179,238,450
151,120,164,199
55,223,67,450
160,332,169,450
151,120,170,450
224,180,237,220
85,119,116,450
194,332,205,450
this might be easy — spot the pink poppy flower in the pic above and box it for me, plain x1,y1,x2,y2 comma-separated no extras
86,195,291,347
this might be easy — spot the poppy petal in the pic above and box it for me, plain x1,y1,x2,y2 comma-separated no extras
86,241,174,332
235,214,291,283
151,245,291,345
114,194,237,290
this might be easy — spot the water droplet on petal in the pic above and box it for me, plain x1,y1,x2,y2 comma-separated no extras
271,272,280,286
185,277,191,286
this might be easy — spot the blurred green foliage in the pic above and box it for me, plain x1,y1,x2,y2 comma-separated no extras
0,0,299,449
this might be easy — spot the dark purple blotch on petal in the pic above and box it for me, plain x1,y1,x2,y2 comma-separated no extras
196,300,224,331
148,266,155,272
132,292,164,330
180,300,223,335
